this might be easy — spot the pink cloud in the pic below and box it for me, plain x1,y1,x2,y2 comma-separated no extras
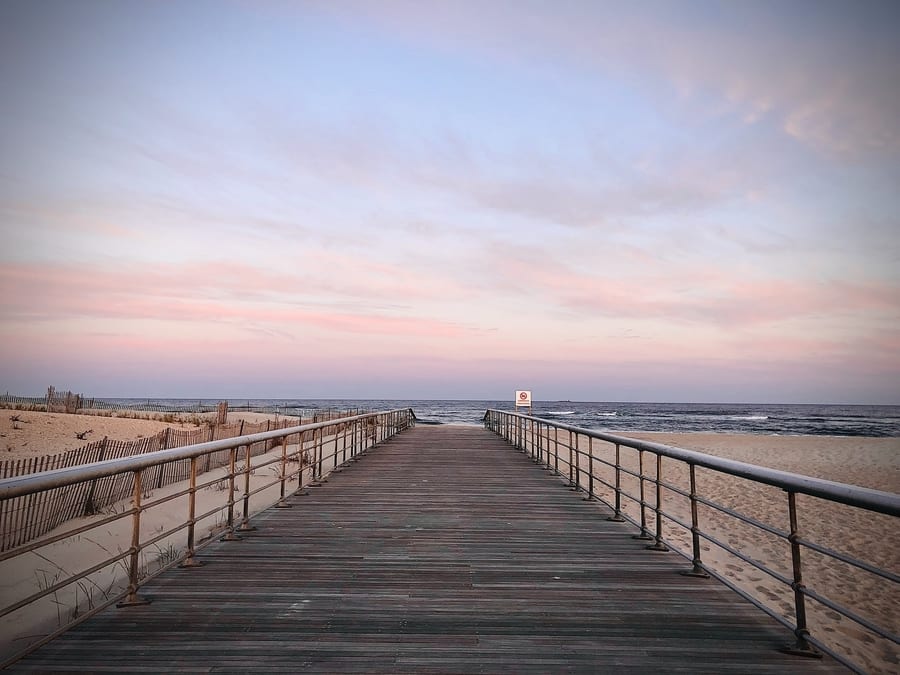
0,261,468,338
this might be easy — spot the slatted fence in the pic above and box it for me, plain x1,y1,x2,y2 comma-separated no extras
0,416,350,551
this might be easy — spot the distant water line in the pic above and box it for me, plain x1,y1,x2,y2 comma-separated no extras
89,398,900,437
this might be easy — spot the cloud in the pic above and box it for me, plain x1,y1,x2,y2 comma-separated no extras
304,1,900,160
0,260,470,338
479,240,900,328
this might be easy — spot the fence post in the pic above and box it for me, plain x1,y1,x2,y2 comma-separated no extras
83,437,108,516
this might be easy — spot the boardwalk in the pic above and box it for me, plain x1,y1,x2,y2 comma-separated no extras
11,426,841,673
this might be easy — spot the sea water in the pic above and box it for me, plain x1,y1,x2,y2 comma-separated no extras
98,398,900,437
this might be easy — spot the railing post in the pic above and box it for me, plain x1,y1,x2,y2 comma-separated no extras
605,442,626,521
296,430,310,495
548,425,555,474
680,463,708,577
238,443,257,531
179,457,204,567
554,427,559,471
117,469,151,606
531,420,553,471
780,491,822,658
333,423,340,471
221,447,242,540
632,450,653,539
567,431,575,484
646,453,668,551
570,433,581,490
274,437,293,509
584,436,595,501
309,427,326,486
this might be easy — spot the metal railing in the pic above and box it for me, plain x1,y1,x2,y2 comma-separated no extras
0,408,414,667
484,409,900,674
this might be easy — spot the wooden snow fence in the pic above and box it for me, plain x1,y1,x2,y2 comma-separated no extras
0,418,308,551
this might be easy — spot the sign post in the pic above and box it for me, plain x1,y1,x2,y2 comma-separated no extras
515,390,532,414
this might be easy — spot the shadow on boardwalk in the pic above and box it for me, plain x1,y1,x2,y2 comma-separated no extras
9,426,842,673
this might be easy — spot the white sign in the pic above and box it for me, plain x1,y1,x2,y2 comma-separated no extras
515,390,532,407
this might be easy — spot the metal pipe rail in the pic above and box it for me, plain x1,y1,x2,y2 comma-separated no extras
484,409,900,674
0,408,414,667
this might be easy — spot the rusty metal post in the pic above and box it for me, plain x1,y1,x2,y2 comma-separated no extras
238,444,257,531
681,463,709,577
335,422,340,465
646,453,669,551
179,457,204,567
296,430,309,494
780,491,822,658
569,431,581,492
536,419,547,469
553,427,559,470
274,436,293,509
117,469,151,606
607,443,625,521
570,433,581,490
632,450,653,539
584,436,595,501
221,447,242,540
547,425,554,474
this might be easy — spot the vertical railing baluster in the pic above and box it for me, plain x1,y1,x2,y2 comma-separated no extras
646,454,668,551
606,442,624,521
680,463,708,577
117,469,151,606
633,450,652,539
275,439,293,509
179,457,205,566
780,491,822,658
221,447,242,540
238,443,257,532
584,437,594,501
334,424,339,472
554,427,559,471
567,431,575,485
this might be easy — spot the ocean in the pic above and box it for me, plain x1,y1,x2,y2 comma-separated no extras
96,399,900,437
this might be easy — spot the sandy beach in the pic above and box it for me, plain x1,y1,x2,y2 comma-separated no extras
556,429,899,673
1,413,897,671
0,409,303,458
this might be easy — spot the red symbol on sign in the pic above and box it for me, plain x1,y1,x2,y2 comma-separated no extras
519,392,528,400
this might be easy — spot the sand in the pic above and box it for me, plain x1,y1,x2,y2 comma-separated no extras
556,430,899,673
1,413,898,671
0,409,303,458
0,409,341,665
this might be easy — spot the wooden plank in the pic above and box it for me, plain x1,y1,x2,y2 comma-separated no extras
10,426,842,673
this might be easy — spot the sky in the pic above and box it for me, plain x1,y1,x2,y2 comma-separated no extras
1,0,899,404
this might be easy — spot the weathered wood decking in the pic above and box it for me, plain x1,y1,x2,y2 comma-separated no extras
10,426,842,673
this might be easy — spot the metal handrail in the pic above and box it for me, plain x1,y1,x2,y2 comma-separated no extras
0,408,414,666
484,409,899,674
